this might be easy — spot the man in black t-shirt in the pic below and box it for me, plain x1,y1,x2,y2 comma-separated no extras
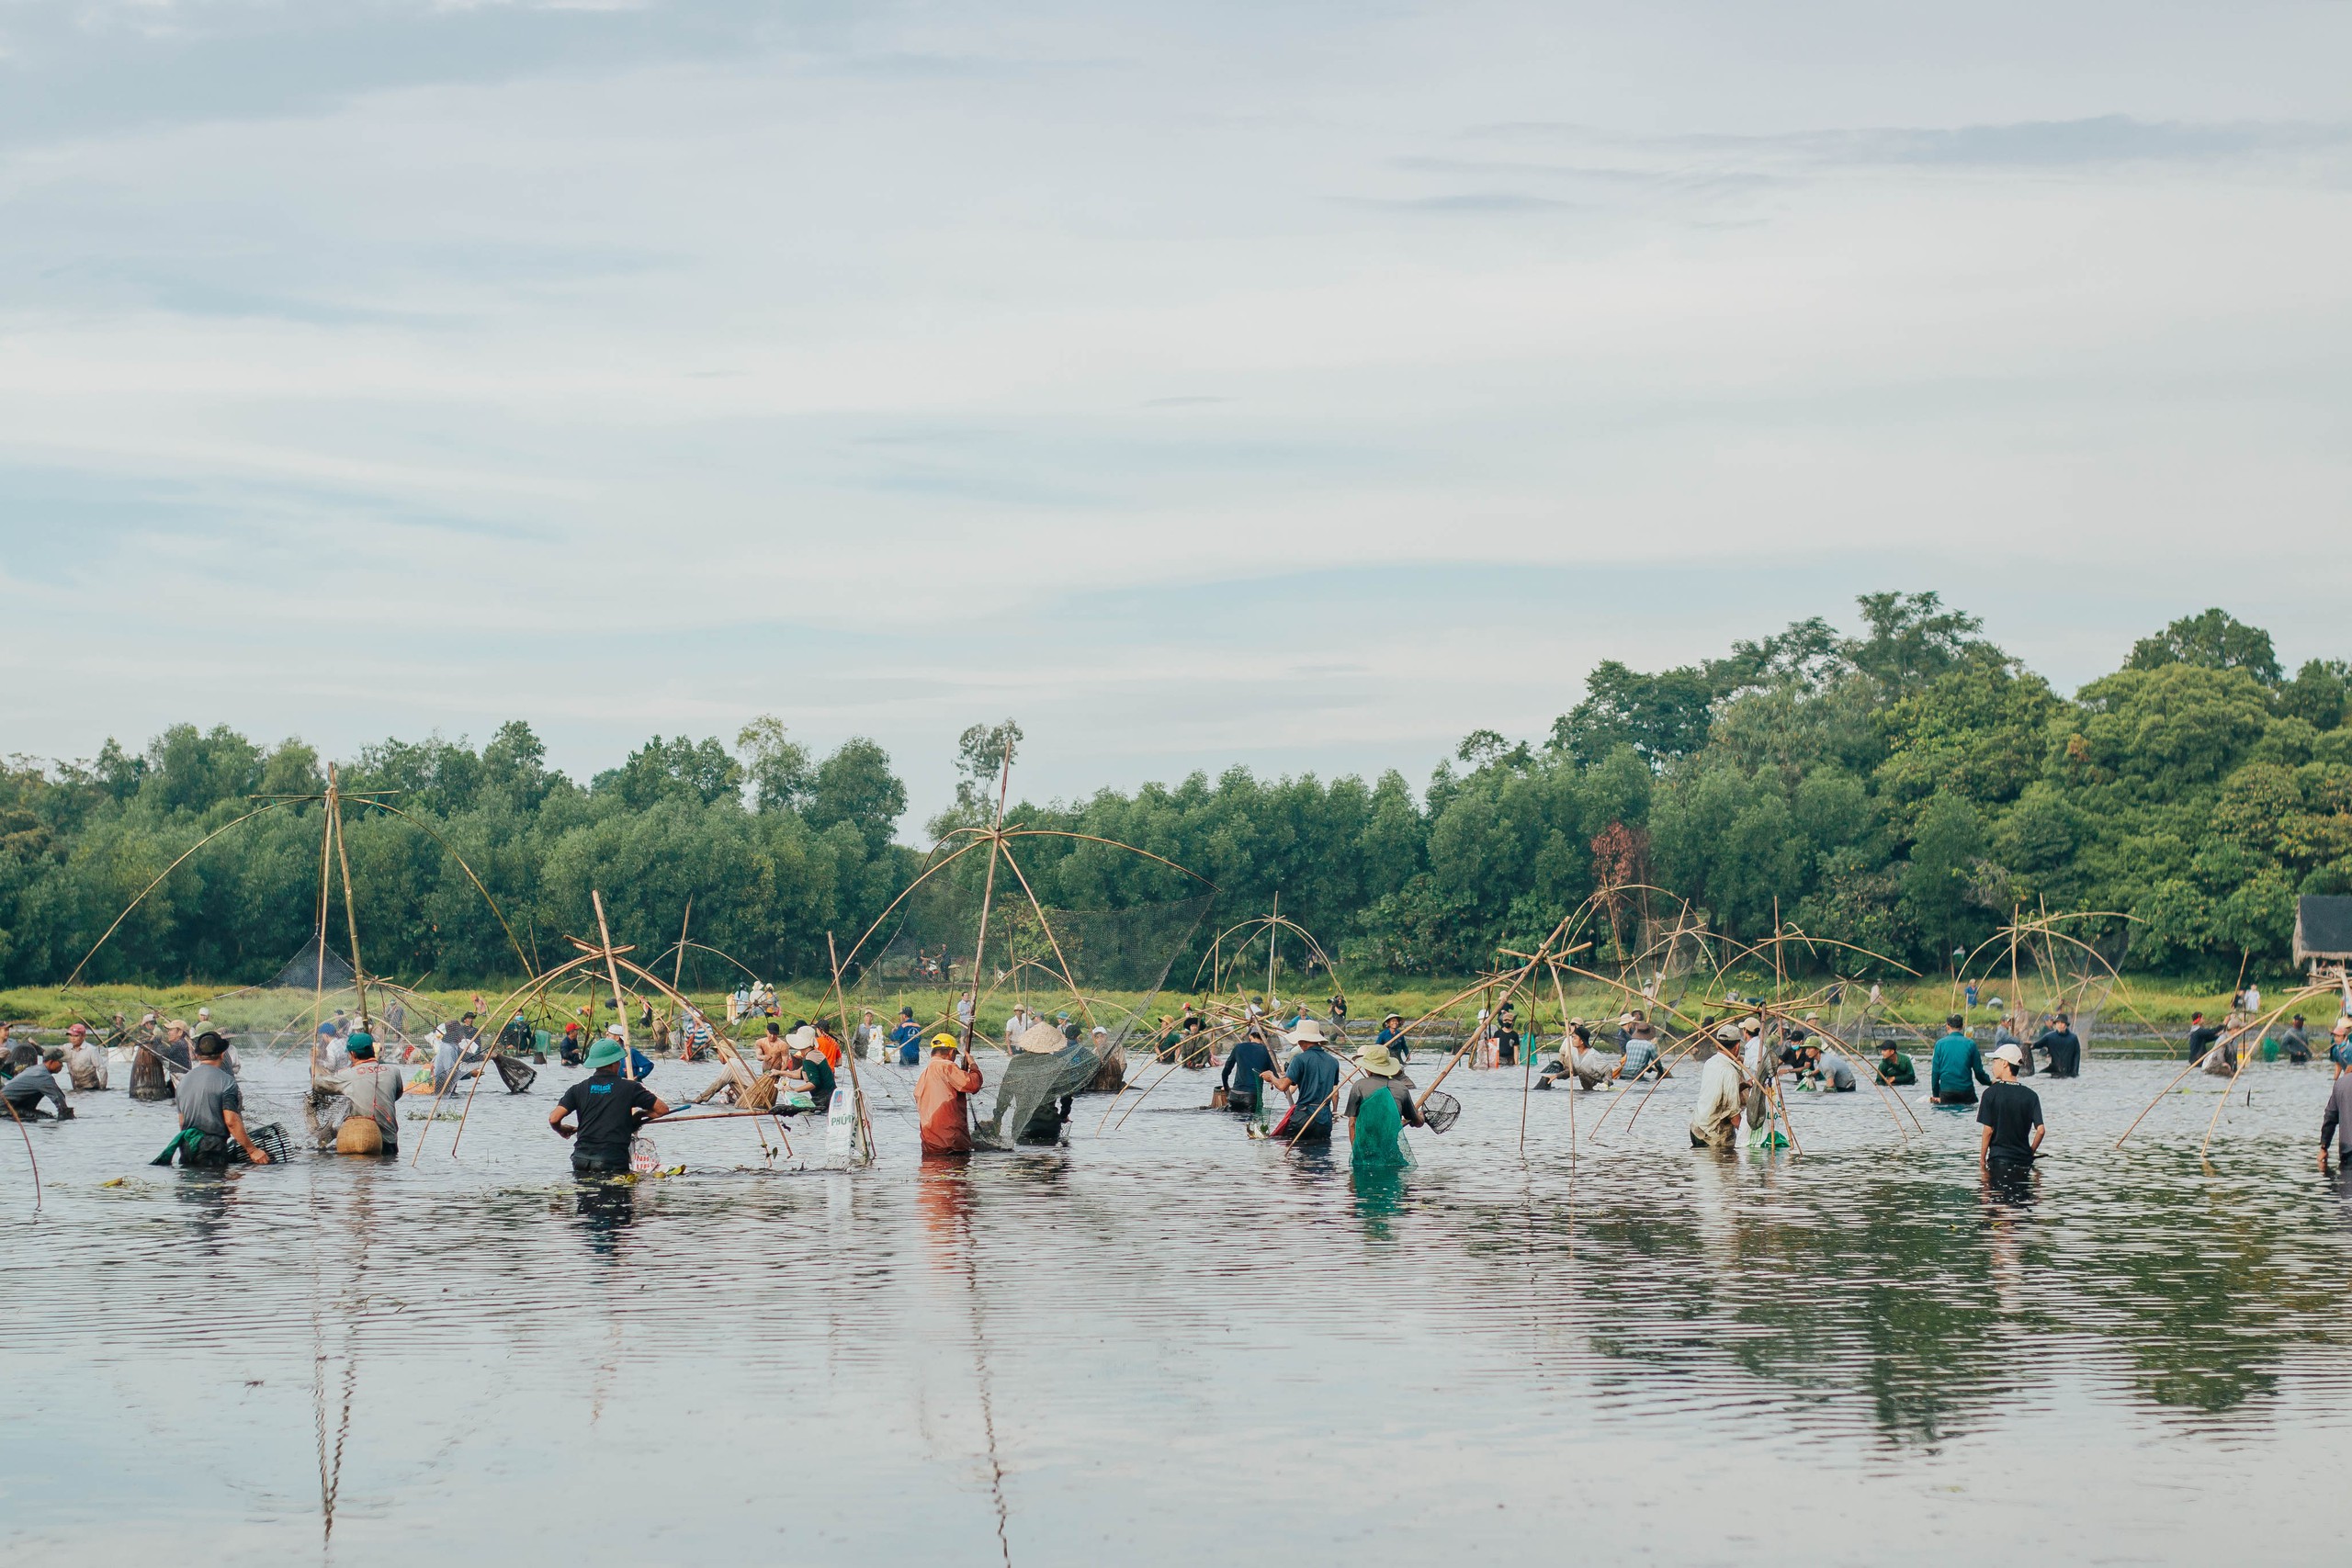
550,1038,670,1174
1976,1043,2044,1173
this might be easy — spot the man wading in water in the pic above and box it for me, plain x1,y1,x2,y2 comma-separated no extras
550,1037,670,1176
1690,1023,1746,1148
1270,1020,1340,1143
1977,1043,2044,1179
161,1032,270,1167
327,1031,402,1156
1929,1015,1991,1106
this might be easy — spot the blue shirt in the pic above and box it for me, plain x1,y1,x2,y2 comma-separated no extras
1929,1032,1990,1095
1223,1038,1276,1098
1284,1044,1341,1130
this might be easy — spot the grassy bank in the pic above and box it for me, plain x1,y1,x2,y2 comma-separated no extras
6,973,2332,1041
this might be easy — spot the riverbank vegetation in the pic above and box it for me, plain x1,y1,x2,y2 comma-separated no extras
2,595,2344,993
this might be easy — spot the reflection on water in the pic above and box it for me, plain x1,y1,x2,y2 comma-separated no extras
5,1055,2352,1563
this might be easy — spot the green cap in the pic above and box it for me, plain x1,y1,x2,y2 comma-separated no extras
586,1039,626,1068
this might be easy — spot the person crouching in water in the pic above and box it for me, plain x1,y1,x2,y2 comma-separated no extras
328,1031,402,1156
1342,1038,1422,1168
782,1026,837,1114
916,1033,984,1154
3,1046,74,1121
164,1032,269,1166
550,1036,670,1176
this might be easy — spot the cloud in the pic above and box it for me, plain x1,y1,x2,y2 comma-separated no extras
1,1,2348,826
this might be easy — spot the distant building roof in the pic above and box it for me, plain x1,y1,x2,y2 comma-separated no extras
2295,896,2352,962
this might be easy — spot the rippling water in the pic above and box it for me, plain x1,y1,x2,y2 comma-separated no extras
5,1051,2349,1565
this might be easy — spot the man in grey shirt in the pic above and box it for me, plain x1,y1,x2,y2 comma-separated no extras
2,1049,74,1120
170,1033,268,1167
2321,1061,2352,1173
330,1032,403,1156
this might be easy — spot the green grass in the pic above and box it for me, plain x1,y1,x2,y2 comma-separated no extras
6,971,2324,1039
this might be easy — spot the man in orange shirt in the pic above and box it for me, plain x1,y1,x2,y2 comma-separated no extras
915,1033,984,1154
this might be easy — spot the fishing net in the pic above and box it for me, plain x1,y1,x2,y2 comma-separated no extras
198,938,451,1061
854,887,1214,1055
972,1026,1104,1146
492,1055,537,1094
1419,1089,1461,1134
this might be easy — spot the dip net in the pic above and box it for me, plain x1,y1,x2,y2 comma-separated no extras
199,938,452,1061
852,887,1214,1058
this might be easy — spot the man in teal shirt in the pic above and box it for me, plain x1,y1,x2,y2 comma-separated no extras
1930,1014,1991,1106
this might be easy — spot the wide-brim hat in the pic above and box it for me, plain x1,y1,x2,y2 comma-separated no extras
1360,1041,1403,1077
1287,1019,1328,1044
586,1039,626,1068
787,1025,819,1051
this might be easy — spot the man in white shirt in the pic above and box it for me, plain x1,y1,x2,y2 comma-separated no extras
1690,1023,1747,1148
63,1022,109,1090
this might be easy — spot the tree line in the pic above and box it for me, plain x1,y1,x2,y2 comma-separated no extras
4,593,2345,988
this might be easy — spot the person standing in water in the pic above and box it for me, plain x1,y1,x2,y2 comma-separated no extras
915,1034,983,1154
2033,1014,2083,1077
61,1022,107,1090
1690,1024,1746,1148
330,1032,402,1156
2321,1043,2352,1171
167,1033,268,1166
1976,1043,2044,1176
550,1036,669,1176
1221,1026,1278,1115
1272,1020,1341,1142
1342,1038,1421,1168
1930,1016,1991,1106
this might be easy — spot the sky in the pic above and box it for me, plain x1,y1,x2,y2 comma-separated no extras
3,0,2349,829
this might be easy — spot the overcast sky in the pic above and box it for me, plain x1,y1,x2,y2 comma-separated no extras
4,0,2348,828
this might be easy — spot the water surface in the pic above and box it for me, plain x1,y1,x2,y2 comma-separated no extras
4,1051,2347,1566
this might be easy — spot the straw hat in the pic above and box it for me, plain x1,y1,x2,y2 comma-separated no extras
1287,1019,1328,1045
1017,1021,1067,1054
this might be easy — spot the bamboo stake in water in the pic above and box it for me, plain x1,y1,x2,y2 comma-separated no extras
593,890,634,1080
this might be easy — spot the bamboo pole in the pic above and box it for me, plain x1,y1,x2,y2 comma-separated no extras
828,931,876,1164
961,750,1014,1051
329,765,371,1030
593,890,634,1080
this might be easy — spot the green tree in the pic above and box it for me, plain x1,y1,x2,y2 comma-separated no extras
2127,607,2281,684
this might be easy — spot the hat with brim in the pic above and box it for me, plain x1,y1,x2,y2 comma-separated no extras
1017,1022,1066,1055
930,1033,959,1053
787,1025,819,1051
1287,1020,1327,1045
586,1039,627,1068
1989,1043,2024,1067
1360,1040,1403,1077
605,1023,625,1039
1713,1022,1743,1043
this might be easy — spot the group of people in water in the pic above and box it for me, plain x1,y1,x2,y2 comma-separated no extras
15,981,2352,1185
